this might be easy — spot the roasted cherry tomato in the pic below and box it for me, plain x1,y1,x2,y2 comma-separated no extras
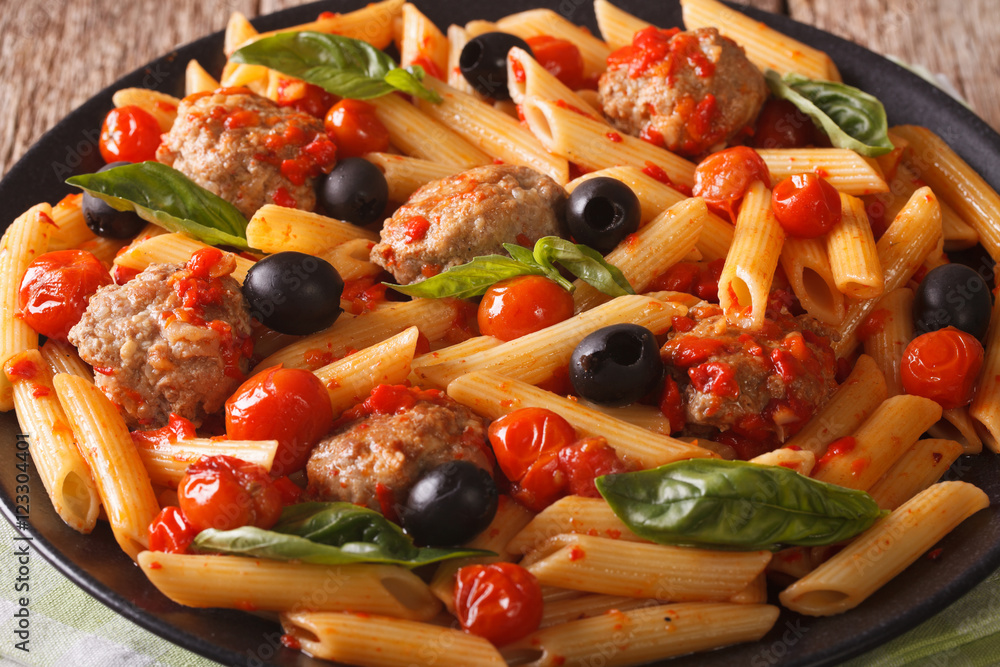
276,79,337,118
323,99,390,159
751,98,813,149
477,275,574,341
557,436,629,497
525,35,585,90
771,173,842,238
692,146,771,222
901,327,984,409
18,249,112,341
148,506,199,554
177,455,283,532
513,450,566,512
99,105,161,163
487,407,577,481
454,563,543,646
225,365,334,476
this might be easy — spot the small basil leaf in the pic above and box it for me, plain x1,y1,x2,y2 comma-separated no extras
597,459,887,551
534,236,634,297
384,255,544,299
502,242,572,291
765,70,893,157
384,66,443,104
273,502,417,558
66,161,250,249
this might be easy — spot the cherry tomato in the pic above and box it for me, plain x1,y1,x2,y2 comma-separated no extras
901,327,984,409
692,146,771,222
525,35,585,90
99,105,161,163
454,563,543,645
276,79,337,118
148,506,199,554
557,436,629,497
513,450,567,512
487,407,577,481
751,98,813,149
771,173,842,238
18,249,112,341
324,99,390,159
225,365,334,476
177,455,283,532
477,275,574,341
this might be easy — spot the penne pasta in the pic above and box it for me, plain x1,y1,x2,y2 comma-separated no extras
867,438,965,511
114,233,255,283
779,236,845,326
970,294,1000,453
185,59,219,96
111,87,179,133
38,339,92,380
594,0,652,50
245,204,378,256
251,0,404,50
363,152,460,203
507,47,602,118
506,496,643,555
398,3,448,78
828,193,884,299
860,288,913,397
135,437,279,488
758,149,888,195
495,9,612,82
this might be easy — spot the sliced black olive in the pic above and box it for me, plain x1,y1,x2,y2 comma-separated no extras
317,157,388,226
913,263,991,340
569,324,663,406
566,177,642,254
400,460,498,547
459,33,532,100
242,251,344,335
81,160,145,238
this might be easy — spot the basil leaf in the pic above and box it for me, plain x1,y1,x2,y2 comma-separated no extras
597,459,887,551
232,32,442,103
384,255,544,299
66,161,251,249
765,70,893,157
533,237,635,297
502,242,543,269
502,241,573,291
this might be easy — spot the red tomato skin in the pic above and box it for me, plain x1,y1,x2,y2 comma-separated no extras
557,436,629,497
692,146,771,222
18,249,112,341
148,506,199,554
477,275,574,341
324,99,390,159
454,563,543,646
751,99,813,149
512,450,567,512
901,328,984,409
487,407,577,481
276,80,337,118
99,105,161,163
525,35,585,90
225,365,334,476
178,455,283,532
771,173,842,238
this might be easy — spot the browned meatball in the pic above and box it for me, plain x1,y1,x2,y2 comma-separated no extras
156,91,336,218
599,27,767,157
68,253,252,428
306,385,493,512
371,164,566,284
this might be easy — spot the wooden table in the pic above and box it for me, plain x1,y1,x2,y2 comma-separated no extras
1,0,998,177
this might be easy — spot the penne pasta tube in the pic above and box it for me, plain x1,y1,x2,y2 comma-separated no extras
729,573,768,604
245,204,378,255
446,24,476,93
758,149,888,195
594,0,652,50
398,3,448,78
779,482,989,616
495,9,612,82
540,594,650,628
970,295,1000,453
114,233,255,283
828,193,884,299
577,399,674,436
506,496,642,555
224,11,257,56
363,152,460,203
185,59,219,96
251,0,404,49
47,194,95,251
53,374,159,560
411,335,503,374
137,552,441,620
779,236,845,326
867,438,965,511
448,371,716,469
135,437,279,488
749,448,817,476
507,47,602,117
928,407,983,455
319,238,381,282
39,339,92,380
860,288,913,397
112,87,179,133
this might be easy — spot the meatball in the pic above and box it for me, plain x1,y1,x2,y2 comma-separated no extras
68,252,252,428
306,385,493,512
371,164,566,284
599,27,767,157
661,303,837,443
156,91,336,218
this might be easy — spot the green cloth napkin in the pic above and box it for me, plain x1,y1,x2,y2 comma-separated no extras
2,515,1000,666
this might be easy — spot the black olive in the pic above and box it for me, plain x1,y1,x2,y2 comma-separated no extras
400,461,498,547
459,33,532,100
242,251,344,335
81,161,145,238
913,263,992,340
317,157,388,226
566,177,642,254
569,324,663,406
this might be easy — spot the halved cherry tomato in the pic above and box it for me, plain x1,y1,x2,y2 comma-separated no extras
18,249,112,341
454,562,543,646
751,98,813,149
148,506,199,554
324,99,390,159
512,449,566,512
99,105,161,163
487,407,577,481
177,455,283,532
477,275,574,341
692,146,771,222
771,173,842,238
901,328,984,409
525,35,585,90
557,436,629,497
225,365,334,476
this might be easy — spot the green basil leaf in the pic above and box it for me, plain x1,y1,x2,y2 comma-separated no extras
232,32,441,103
384,255,544,299
502,241,573,291
66,161,251,249
533,236,635,297
765,70,893,157
503,243,543,269
597,459,887,551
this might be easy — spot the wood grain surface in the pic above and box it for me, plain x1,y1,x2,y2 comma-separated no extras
1,0,998,178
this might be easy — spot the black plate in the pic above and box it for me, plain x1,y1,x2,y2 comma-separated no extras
2,2,999,666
